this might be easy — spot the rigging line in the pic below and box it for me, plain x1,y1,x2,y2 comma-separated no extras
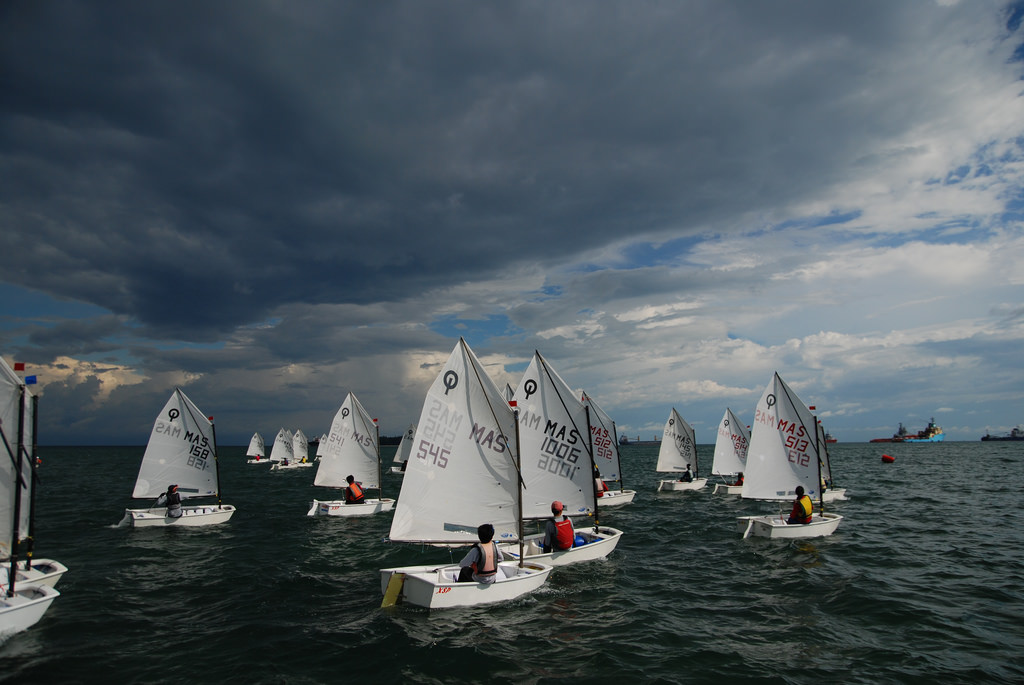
460,338,524,487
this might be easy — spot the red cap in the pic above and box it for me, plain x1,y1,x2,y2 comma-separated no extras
552,500,563,513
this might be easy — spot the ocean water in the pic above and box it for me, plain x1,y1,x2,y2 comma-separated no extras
2,441,1022,684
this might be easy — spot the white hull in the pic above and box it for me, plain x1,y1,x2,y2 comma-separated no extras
306,498,396,517
1,559,68,590
823,488,848,502
497,526,623,566
737,512,843,539
658,477,708,492
596,490,635,506
0,584,59,637
121,504,236,527
379,561,552,609
713,483,743,495
247,458,270,464
270,461,313,471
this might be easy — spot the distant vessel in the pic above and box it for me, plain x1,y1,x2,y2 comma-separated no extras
870,418,944,443
619,435,661,446
981,425,1024,441
825,432,837,444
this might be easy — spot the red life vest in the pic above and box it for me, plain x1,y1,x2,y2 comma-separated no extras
346,482,365,503
472,542,498,577
596,478,609,497
554,517,575,550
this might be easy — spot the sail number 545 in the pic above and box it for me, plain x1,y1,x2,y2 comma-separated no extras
416,440,450,468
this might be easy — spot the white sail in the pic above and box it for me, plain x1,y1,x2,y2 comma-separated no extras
582,391,620,482
246,432,264,458
389,338,521,544
315,393,380,489
315,434,327,457
1,356,34,558
293,429,309,462
656,408,698,474
741,373,823,501
503,383,515,402
712,408,749,476
269,428,293,462
513,352,595,519
132,389,218,499
392,423,416,465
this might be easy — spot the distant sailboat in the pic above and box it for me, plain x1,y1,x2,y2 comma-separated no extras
711,408,749,495
389,424,416,474
656,408,707,491
308,393,395,517
737,373,842,539
1,355,61,636
246,432,266,463
119,389,236,527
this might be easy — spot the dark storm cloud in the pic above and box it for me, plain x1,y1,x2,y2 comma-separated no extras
3,0,990,340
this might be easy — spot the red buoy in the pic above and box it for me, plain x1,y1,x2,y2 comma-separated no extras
881,454,895,463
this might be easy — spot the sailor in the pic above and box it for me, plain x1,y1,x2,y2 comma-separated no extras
594,467,610,498
344,475,365,504
679,464,694,482
542,500,575,553
787,485,813,524
159,484,182,518
457,523,503,583
732,471,744,486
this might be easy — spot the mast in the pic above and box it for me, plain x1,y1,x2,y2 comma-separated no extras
515,409,524,568
610,418,623,491
375,419,382,499
25,393,38,572
585,404,600,529
211,417,223,509
6,383,26,597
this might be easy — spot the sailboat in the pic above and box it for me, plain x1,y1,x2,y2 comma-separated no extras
497,352,623,566
380,339,552,609
1,356,60,636
711,408,749,495
246,432,266,464
308,393,395,517
389,423,416,474
314,434,327,461
581,391,635,507
292,429,312,465
656,408,707,491
119,389,236,527
737,373,843,539
268,428,294,469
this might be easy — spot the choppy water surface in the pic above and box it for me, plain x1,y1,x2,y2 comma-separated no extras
2,441,1022,684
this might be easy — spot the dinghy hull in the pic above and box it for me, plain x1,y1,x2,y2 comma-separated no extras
2,559,68,589
306,498,396,517
122,504,236,527
497,526,623,566
822,488,848,502
379,561,551,609
737,512,843,539
0,584,59,636
713,483,743,495
596,490,635,506
270,462,314,471
658,478,708,492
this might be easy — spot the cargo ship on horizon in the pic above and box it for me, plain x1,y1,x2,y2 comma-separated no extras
870,418,945,443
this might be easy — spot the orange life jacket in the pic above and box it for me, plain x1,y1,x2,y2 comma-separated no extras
346,482,365,503
472,542,498,577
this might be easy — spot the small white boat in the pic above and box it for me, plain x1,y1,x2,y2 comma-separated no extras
380,561,551,610
1,355,67,628
120,388,235,528
498,526,623,566
388,424,416,475
711,408,749,496
0,583,60,636
817,422,849,501
597,489,636,506
267,428,293,470
656,408,707,492
308,393,394,517
738,373,843,539
382,339,553,608
245,432,266,464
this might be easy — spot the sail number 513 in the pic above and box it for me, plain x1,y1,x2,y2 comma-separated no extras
785,436,810,466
